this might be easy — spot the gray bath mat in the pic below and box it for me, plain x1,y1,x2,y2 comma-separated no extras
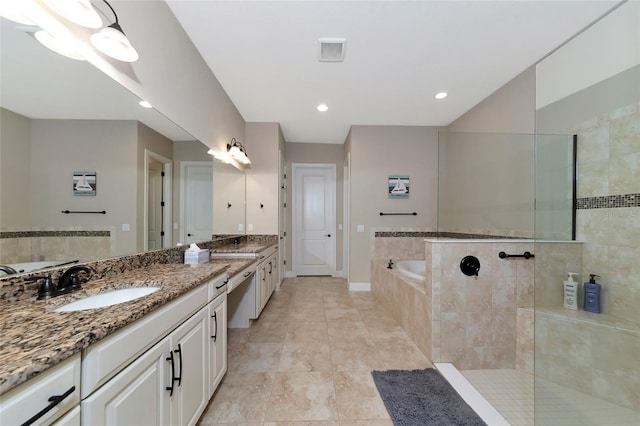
371,368,487,426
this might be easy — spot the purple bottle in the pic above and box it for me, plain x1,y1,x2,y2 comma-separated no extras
583,274,602,314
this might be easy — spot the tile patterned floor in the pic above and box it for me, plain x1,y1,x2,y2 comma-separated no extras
197,276,432,425
462,369,640,426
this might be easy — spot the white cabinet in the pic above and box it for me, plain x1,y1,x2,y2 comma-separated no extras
170,307,208,426
81,274,227,426
255,248,278,317
0,353,80,426
82,335,172,425
207,291,227,399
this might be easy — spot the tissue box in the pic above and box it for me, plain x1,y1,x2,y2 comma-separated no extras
184,249,210,264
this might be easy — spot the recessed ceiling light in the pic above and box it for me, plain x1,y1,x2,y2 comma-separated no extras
317,104,328,112
435,92,448,100
139,100,152,108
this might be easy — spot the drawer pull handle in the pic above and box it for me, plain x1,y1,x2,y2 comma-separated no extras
175,344,183,387
215,280,228,290
244,271,252,278
211,311,218,341
21,385,76,426
166,351,176,396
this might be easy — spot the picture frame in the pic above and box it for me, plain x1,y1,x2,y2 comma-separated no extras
73,171,96,196
388,175,409,199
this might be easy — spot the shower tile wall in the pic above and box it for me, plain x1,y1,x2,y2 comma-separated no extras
429,240,535,370
532,101,640,412
574,101,640,322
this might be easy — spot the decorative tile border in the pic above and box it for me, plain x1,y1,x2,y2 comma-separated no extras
0,230,111,239
577,193,640,209
374,231,527,239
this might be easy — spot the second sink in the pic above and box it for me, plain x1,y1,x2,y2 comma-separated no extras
54,287,160,312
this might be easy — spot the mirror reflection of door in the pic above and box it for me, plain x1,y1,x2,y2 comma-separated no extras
147,158,164,250
182,162,213,244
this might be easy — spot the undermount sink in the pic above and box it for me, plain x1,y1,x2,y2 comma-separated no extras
54,287,160,312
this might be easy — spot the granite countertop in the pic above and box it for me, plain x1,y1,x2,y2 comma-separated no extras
0,262,230,395
211,241,276,254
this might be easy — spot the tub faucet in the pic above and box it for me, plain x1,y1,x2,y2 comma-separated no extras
387,259,394,269
0,265,18,275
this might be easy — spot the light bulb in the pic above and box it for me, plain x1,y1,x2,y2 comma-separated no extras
35,30,85,60
91,24,139,62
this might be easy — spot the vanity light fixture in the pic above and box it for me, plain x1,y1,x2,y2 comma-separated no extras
34,30,85,60
435,91,448,100
41,0,102,29
207,149,232,164
227,138,251,165
90,0,139,62
0,3,36,25
317,103,329,112
139,100,152,108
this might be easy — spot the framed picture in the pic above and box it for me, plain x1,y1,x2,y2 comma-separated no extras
73,171,96,196
388,175,409,198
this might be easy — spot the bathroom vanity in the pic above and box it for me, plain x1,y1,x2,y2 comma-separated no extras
0,238,279,426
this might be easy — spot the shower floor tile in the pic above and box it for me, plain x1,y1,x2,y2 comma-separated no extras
461,368,640,426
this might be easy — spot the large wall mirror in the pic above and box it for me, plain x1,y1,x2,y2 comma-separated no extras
0,17,245,276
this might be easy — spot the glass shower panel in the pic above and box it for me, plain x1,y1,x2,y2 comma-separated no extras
438,132,535,238
534,134,575,241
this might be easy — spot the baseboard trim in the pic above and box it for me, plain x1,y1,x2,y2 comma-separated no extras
348,282,370,291
285,271,296,278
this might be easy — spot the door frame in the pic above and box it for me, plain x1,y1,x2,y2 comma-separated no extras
143,149,172,251
179,161,213,244
291,163,336,276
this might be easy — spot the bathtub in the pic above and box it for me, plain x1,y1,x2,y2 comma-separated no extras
395,260,426,280
0,260,78,276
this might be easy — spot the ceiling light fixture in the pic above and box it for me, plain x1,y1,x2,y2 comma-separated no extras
139,100,152,108
41,0,102,28
317,104,329,112
34,30,85,60
227,138,251,165
90,0,138,62
0,3,37,25
435,92,448,100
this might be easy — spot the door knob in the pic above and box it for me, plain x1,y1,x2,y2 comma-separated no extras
325,234,331,238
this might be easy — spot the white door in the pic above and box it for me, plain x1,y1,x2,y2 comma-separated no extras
183,163,213,244
279,150,286,284
147,159,163,250
293,164,336,276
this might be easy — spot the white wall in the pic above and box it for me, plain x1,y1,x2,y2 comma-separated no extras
0,108,31,229
30,119,139,255
536,1,640,109
245,122,281,235
347,125,439,283
62,1,246,156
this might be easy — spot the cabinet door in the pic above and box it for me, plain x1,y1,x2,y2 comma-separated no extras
52,405,80,426
208,293,228,399
170,307,208,426
82,337,171,426
256,264,268,316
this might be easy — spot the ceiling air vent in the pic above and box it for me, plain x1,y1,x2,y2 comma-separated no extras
318,38,346,62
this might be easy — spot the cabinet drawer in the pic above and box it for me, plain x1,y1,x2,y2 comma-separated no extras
0,353,80,426
227,264,256,294
208,273,229,300
82,284,208,398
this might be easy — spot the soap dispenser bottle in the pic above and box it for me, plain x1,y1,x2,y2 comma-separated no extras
583,274,602,313
563,272,579,310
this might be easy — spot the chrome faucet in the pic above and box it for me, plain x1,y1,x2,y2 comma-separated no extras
0,265,18,275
